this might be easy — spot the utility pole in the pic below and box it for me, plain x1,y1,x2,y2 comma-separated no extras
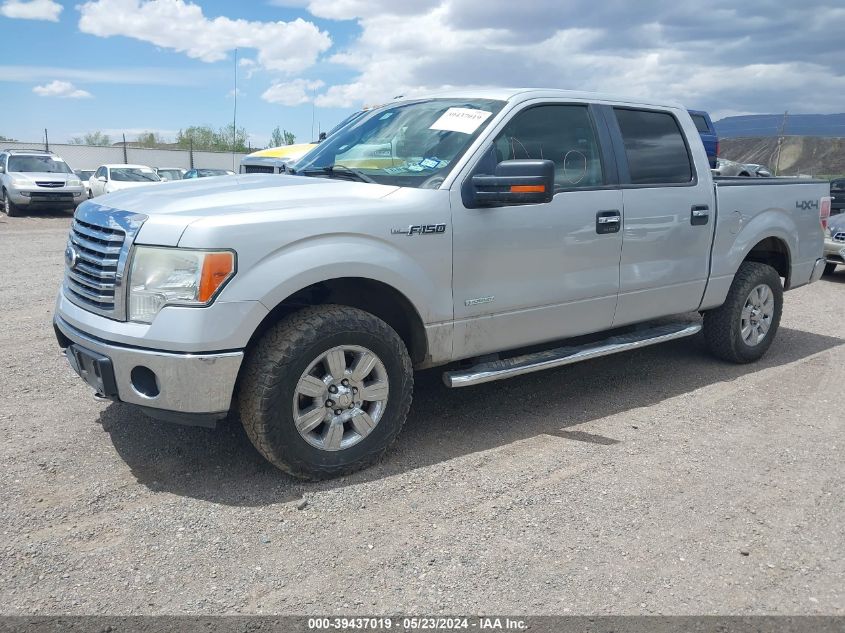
44,128,49,152
774,111,788,176
233,48,238,171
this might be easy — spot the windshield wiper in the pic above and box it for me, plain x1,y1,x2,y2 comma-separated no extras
293,164,376,184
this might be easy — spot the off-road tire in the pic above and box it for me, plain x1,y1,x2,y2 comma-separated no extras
703,261,783,363
823,262,837,276
2,189,21,217
238,305,414,480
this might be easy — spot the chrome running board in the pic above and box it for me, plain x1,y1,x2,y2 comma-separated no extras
443,323,702,388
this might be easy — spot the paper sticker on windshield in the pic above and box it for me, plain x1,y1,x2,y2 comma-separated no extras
429,108,493,134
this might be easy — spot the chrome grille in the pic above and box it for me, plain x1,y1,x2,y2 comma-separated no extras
243,165,275,174
66,218,124,312
35,181,63,188
834,232,845,243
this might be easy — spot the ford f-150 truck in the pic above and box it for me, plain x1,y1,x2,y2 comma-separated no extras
54,89,831,479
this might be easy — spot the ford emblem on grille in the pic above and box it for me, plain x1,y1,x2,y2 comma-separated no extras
64,244,78,270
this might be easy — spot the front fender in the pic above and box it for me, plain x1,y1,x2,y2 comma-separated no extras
239,233,451,324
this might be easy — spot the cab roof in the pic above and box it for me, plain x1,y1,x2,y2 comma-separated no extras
408,88,685,111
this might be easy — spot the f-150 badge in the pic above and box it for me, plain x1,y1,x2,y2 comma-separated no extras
391,223,447,236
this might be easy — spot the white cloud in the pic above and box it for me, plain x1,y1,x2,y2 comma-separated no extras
33,80,93,99
78,0,332,73
0,0,62,21
262,79,325,106
303,0,845,116
0,64,221,85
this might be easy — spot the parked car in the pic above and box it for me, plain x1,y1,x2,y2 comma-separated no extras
240,144,316,175
55,89,829,479
88,164,161,197
830,178,845,215
74,169,96,198
688,109,718,169
744,163,773,177
239,110,372,175
823,213,845,275
714,158,771,177
0,149,86,216
183,168,236,179
155,167,185,182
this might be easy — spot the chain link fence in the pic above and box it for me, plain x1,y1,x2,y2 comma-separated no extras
1,139,249,172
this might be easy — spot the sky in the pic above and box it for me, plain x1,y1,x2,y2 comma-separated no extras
0,0,843,146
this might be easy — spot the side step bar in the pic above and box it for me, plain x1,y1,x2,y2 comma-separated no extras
443,323,702,388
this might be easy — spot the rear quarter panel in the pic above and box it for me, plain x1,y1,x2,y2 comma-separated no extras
700,180,828,309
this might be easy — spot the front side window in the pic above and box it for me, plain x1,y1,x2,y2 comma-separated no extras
293,98,506,189
491,104,604,190
614,109,693,185
8,155,73,174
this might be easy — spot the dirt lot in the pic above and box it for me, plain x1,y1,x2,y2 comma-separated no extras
1,212,843,616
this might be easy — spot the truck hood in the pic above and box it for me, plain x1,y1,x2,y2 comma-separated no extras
82,174,400,246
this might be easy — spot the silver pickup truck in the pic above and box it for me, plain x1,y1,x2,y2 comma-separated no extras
54,89,831,479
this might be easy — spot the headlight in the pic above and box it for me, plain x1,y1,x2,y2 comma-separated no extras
11,177,29,186
67,179,82,187
128,247,236,323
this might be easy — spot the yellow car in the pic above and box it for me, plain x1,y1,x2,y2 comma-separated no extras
240,143,316,175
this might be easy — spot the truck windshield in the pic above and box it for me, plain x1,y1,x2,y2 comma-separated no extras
291,98,506,188
9,155,73,174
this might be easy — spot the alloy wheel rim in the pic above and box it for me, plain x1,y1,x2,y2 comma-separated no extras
740,284,775,346
292,345,389,451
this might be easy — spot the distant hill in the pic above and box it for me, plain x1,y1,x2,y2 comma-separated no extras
714,113,845,138
720,136,845,177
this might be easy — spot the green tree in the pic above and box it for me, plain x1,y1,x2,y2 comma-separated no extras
283,129,296,145
135,131,165,148
69,131,112,146
177,124,248,152
176,125,216,150
267,126,285,148
0,134,17,142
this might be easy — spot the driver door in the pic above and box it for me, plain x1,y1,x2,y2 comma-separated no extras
450,102,623,360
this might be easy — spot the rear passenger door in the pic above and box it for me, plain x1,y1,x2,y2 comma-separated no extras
603,107,716,327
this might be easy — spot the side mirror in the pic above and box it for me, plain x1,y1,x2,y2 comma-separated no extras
470,159,555,207
0,165,5,174
97,176,106,182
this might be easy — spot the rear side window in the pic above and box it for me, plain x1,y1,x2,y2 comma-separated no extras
691,114,711,133
614,109,693,185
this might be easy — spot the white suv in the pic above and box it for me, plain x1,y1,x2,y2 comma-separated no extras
0,150,85,216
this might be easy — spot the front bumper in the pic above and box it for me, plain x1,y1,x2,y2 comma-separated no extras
10,189,86,207
824,238,845,266
54,315,243,419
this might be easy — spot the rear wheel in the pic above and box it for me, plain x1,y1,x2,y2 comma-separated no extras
704,261,783,363
2,189,21,217
823,263,837,276
238,305,413,479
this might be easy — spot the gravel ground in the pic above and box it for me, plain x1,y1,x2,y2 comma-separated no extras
0,212,843,616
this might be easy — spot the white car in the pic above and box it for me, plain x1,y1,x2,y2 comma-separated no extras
89,164,161,197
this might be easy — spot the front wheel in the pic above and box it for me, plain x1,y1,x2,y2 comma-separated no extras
703,261,783,363
238,305,413,479
2,189,21,217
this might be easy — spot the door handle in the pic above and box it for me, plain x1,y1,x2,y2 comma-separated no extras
691,205,710,226
596,210,621,234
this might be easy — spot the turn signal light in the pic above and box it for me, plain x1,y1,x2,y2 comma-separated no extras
199,252,236,302
510,185,546,193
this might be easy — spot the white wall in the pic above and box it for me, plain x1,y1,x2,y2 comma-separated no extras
1,141,247,172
